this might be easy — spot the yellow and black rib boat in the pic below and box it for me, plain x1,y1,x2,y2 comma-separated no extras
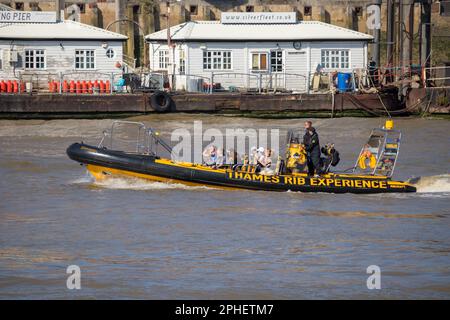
67,120,416,194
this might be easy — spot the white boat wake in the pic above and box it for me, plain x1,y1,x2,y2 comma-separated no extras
71,171,213,191
408,174,450,193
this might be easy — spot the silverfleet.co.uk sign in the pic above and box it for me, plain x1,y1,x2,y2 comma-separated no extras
221,12,297,24
0,11,56,23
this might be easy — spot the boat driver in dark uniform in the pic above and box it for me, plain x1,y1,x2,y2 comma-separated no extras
303,121,321,177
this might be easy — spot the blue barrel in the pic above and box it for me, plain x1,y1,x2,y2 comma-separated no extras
337,73,352,92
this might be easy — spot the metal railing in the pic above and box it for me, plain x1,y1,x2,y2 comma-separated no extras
98,120,172,156
167,71,310,94
424,65,450,88
5,71,124,94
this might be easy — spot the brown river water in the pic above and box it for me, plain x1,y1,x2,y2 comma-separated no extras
0,115,449,299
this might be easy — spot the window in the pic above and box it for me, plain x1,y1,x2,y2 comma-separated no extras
15,2,24,10
270,51,283,72
251,53,268,71
189,5,198,15
106,48,115,59
355,7,363,17
304,6,312,16
179,50,185,74
246,5,254,12
0,49,2,70
30,2,39,11
203,51,231,70
158,50,169,69
78,4,85,14
321,50,350,69
75,50,95,69
25,49,45,69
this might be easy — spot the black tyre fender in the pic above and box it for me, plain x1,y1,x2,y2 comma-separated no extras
149,91,172,112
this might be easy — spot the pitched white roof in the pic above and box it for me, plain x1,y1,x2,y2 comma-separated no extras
0,20,128,41
146,20,373,42
0,3,14,11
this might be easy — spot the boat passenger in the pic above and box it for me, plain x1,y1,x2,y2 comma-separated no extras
216,148,226,167
250,146,259,164
303,121,321,177
226,149,238,165
258,149,274,175
202,145,218,166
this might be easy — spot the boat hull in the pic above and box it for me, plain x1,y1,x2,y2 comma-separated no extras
66,143,416,194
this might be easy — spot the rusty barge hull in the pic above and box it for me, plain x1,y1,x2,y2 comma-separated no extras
0,92,406,119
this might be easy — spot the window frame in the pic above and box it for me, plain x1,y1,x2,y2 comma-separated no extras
158,50,169,69
179,49,186,75
202,50,232,71
106,48,115,59
270,50,284,73
251,52,269,72
74,49,96,70
24,49,46,70
0,49,2,70
321,49,350,69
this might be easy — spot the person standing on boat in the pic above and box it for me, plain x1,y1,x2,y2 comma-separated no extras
303,121,321,177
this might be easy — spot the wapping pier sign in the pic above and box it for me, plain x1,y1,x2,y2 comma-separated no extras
221,12,297,24
0,11,56,23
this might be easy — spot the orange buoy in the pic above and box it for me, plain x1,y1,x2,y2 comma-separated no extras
6,80,12,93
0,80,6,93
20,81,25,93
81,80,87,94
63,80,69,93
76,80,81,94
48,81,54,93
13,80,19,93
69,80,75,93
105,80,111,93
99,80,105,93
88,81,93,94
54,81,60,93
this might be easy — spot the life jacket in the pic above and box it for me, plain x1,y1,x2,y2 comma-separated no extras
358,150,377,169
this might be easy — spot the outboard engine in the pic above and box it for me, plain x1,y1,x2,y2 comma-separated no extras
285,130,308,173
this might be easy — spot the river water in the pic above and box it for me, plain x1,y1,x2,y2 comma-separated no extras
0,115,449,299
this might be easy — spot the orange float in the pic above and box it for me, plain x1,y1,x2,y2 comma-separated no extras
69,80,75,93
99,80,105,93
12,80,18,93
81,80,87,93
63,80,69,93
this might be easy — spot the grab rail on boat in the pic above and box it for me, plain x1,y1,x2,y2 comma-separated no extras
97,120,172,156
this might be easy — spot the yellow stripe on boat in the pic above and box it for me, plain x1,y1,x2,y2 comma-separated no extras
86,164,238,190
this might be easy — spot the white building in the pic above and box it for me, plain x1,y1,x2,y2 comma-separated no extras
146,12,373,93
0,11,127,88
